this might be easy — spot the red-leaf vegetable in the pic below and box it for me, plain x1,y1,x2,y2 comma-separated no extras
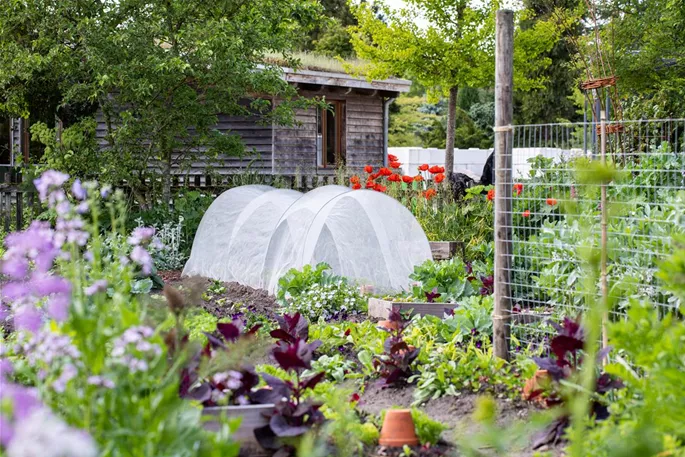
178,318,262,406
528,316,623,449
253,313,326,456
373,310,420,387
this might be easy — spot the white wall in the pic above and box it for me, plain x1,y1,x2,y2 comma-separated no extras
389,147,583,181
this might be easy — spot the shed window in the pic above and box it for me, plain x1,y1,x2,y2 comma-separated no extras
317,101,345,168
0,117,11,166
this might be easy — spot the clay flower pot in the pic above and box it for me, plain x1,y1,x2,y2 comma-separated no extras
379,409,419,447
522,369,550,405
377,320,399,331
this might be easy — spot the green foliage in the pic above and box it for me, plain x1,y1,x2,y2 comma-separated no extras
409,257,477,303
412,186,494,255
305,354,361,383
283,281,367,321
569,302,685,456
411,409,448,445
277,263,341,305
277,263,366,321
131,189,217,259
2,180,240,456
0,0,321,199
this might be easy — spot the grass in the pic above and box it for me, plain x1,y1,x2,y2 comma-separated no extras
264,51,369,76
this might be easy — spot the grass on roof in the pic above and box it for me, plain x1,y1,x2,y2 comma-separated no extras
264,51,369,76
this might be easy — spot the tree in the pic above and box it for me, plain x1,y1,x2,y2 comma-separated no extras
0,0,321,203
514,0,583,124
350,0,561,172
595,0,685,117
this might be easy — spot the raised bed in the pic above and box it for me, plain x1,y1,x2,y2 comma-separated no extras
203,404,273,450
429,241,463,260
368,297,457,319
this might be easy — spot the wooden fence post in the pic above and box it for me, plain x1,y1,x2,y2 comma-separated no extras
493,9,514,361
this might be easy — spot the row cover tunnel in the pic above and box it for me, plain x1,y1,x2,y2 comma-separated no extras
183,185,432,293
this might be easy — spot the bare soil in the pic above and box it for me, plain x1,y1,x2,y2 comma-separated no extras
360,384,563,457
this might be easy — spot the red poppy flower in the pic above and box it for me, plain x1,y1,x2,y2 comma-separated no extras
370,172,380,180
364,165,373,174
418,164,429,171
379,167,392,176
389,161,402,169
402,175,414,184
350,175,360,185
352,183,362,190
514,183,523,196
423,188,437,199
414,175,424,182
546,198,558,206
522,209,530,217
388,154,399,162
487,189,495,201
429,165,444,174
388,173,401,182
349,393,360,403
374,183,387,192
365,180,375,189
434,173,446,183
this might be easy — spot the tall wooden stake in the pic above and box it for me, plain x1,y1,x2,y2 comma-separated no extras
600,111,609,351
493,9,514,361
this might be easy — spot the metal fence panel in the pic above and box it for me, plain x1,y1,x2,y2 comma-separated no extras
505,119,685,349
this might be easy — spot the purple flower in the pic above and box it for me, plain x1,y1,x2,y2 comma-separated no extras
84,280,108,297
0,416,13,447
100,185,112,199
71,179,87,200
1,384,42,421
14,305,42,332
475,341,483,349
130,246,153,275
76,202,90,214
128,227,156,246
33,170,69,204
47,294,70,322
1,258,29,279
0,358,13,378
31,274,72,297
87,376,114,389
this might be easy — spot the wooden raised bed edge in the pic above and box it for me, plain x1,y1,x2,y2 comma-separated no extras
369,297,553,324
429,241,464,261
368,297,456,319
203,403,274,445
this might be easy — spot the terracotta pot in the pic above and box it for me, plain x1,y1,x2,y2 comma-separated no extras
379,409,419,447
522,369,549,404
377,320,399,331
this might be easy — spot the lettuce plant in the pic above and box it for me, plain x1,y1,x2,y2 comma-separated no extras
373,310,420,387
253,313,326,456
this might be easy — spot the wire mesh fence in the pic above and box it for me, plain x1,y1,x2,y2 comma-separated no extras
503,119,685,350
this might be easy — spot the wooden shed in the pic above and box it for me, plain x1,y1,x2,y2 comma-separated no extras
2,69,411,186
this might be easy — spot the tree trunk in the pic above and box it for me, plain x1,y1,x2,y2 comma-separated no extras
162,148,172,204
445,85,458,174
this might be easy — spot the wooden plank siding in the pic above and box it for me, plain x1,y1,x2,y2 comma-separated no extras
88,86,401,184
272,90,386,175
94,110,274,178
